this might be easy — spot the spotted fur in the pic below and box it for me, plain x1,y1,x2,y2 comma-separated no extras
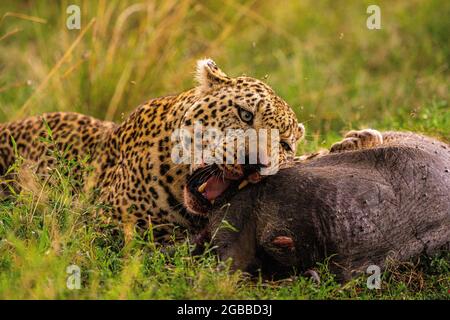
0,59,304,243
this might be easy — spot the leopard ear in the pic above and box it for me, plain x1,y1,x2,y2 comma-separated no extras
297,122,305,140
195,58,231,93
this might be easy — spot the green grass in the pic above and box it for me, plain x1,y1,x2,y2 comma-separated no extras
1,156,449,299
0,0,449,299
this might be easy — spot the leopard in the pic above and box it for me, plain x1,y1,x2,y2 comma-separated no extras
0,59,308,243
0,58,390,243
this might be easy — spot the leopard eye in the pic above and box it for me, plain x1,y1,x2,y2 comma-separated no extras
238,108,254,124
280,141,292,152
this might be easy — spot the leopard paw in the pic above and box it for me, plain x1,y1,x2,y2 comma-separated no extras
330,129,383,153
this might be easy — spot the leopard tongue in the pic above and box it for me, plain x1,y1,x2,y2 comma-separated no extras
200,176,231,201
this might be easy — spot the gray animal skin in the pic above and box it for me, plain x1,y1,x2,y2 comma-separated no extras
207,132,450,281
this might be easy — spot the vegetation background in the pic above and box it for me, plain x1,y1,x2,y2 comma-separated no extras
0,0,449,299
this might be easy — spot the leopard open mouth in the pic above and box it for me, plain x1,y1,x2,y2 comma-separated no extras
183,164,263,215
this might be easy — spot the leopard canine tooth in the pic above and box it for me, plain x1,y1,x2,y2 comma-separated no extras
238,179,249,190
198,182,208,193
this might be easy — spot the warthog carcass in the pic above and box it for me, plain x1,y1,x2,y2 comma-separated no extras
207,132,450,280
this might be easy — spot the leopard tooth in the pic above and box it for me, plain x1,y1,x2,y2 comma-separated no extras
211,199,215,205
238,179,249,190
198,182,208,193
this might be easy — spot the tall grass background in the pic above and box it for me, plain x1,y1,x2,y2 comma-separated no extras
0,0,449,299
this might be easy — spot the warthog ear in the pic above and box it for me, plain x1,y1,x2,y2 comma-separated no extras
272,235,294,249
195,58,231,93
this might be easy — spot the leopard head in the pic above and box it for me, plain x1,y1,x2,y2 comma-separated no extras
179,59,304,215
